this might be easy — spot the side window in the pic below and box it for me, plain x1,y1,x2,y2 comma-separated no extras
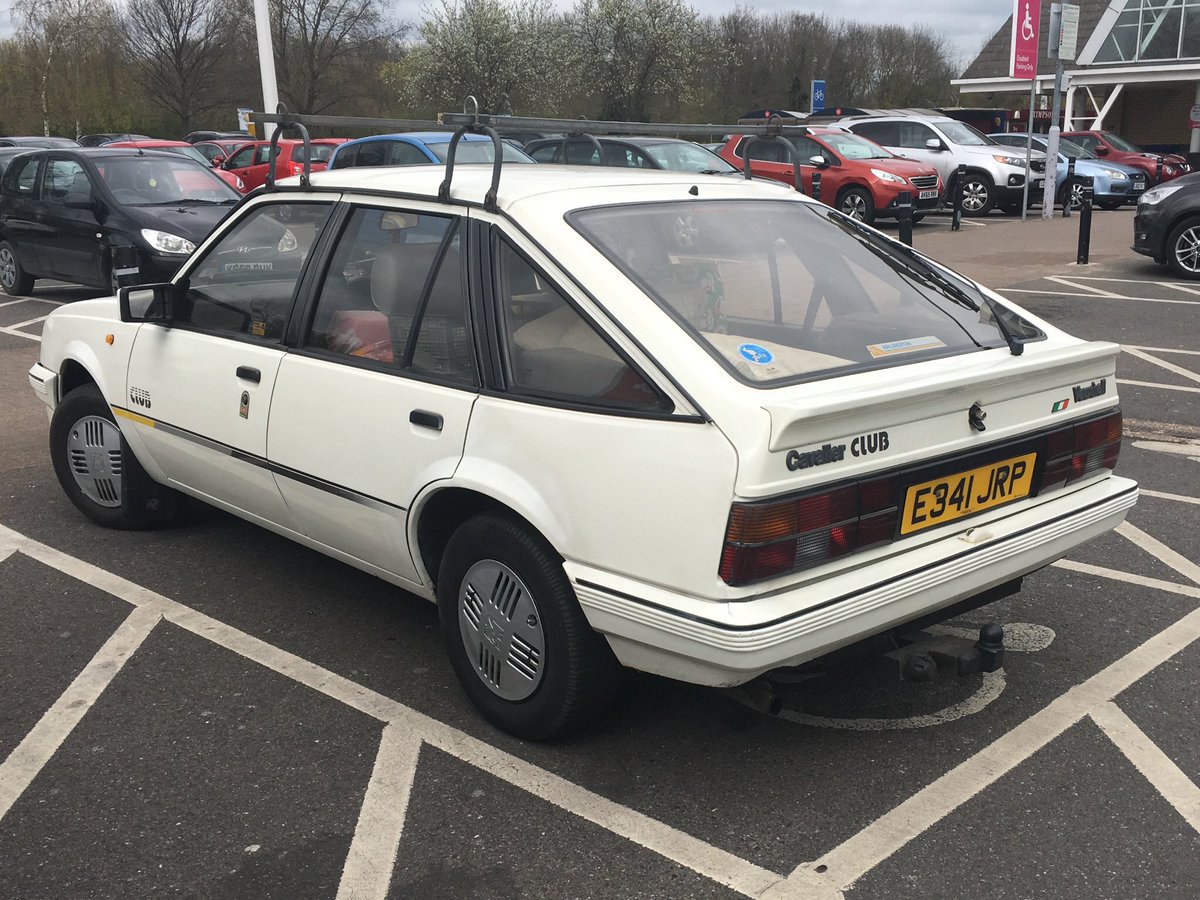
43,159,89,202
565,142,600,165
10,156,41,195
228,145,256,169
355,142,388,167
897,123,936,149
493,236,668,412
305,207,475,384
179,202,333,340
387,142,431,165
330,143,358,168
791,136,827,164
744,140,789,163
530,144,558,163
851,122,899,146
1073,135,1099,152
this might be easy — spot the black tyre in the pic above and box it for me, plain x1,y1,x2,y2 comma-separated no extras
837,186,875,224
437,511,621,740
959,173,995,216
912,213,927,223
1060,178,1085,211
1097,200,1123,211
0,240,33,296
1166,217,1200,280
50,384,182,529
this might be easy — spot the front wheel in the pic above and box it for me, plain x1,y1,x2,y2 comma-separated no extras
959,174,995,216
0,240,33,296
437,511,621,740
1167,217,1200,279
50,384,182,529
837,187,875,224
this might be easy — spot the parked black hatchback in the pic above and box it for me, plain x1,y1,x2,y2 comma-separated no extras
1132,171,1200,278
0,148,239,295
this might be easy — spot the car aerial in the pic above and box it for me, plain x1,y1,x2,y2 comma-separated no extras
104,139,246,193
717,128,944,224
77,133,153,147
0,136,80,148
327,131,536,168
221,138,347,192
1132,171,1200,278
525,135,746,177
26,153,1136,739
837,114,1046,216
989,132,1147,210
1061,130,1188,185
0,148,239,295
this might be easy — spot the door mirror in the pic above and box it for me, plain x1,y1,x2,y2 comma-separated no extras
119,282,177,323
925,138,946,151
1095,145,1109,155
809,154,831,169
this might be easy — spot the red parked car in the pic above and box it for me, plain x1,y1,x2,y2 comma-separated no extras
220,138,347,192
718,128,943,225
1061,131,1189,185
104,139,245,193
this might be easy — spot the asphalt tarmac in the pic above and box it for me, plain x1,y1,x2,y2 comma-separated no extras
1,205,1196,899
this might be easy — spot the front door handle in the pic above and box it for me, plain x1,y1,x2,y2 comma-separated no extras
410,410,443,431
236,366,261,383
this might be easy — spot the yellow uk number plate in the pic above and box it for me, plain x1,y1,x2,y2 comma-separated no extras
900,452,1037,535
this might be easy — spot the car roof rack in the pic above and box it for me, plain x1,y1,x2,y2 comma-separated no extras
251,99,816,207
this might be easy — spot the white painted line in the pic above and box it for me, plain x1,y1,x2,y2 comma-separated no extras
0,297,61,309
794,599,1200,890
0,325,40,342
1120,379,1200,395
1051,559,1200,600
1068,276,1199,287
1122,347,1200,385
999,288,1200,304
5,315,47,331
1125,345,1200,357
1139,488,1200,506
1116,521,1200,586
1162,282,1200,297
1091,702,1200,834
0,604,161,821
0,525,830,900
1131,439,1200,457
336,725,423,900
1046,275,1124,297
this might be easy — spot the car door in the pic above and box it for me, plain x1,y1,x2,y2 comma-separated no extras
266,202,479,583
224,143,271,190
33,156,102,284
124,198,336,528
894,121,950,179
0,154,47,275
734,136,800,187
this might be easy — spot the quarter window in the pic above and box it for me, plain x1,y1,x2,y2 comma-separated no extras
10,156,40,194
306,207,476,384
850,122,899,146
227,145,256,168
179,202,332,340
493,236,668,411
43,159,89,202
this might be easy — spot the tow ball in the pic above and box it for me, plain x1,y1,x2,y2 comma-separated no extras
885,624,1005,682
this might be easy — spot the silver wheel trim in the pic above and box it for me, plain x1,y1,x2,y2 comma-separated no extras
66,415,124,508
1174,227,1200,273
840,192,868,219
458,559,546,701
1068,182,1084,209
961,180,989,212
0,246,15,289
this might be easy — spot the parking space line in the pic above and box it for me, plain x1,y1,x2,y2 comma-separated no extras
5,316,47,331
794,525,1200,892
0,298,62,310
1122,347,1200,385
0,604,161,821
1000,288,1200,304
1125,345,1200,356
1139,488,1200,506
1051,559,1200,599
1163,283,1200,296
1091,702,1200,834
336,724,423,900
1119,378,1200,395
0,325,40,342
0,523,833,900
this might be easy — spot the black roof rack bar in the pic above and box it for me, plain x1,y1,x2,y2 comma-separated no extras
741,117,804,194
558,132,605,164
264,103,312,192
438,111,810,139
437,97,503,212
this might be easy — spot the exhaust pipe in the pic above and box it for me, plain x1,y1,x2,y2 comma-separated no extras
723,679,783,716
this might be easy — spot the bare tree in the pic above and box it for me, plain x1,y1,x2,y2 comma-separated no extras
123,0,236,132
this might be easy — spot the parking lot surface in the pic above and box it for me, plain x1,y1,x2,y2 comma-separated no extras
1,206,1197,899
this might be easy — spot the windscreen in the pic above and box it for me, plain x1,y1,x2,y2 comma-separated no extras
1058,139,1096,160
642,142,738,173
160,145,212,166
1102,132,1143,152
427,140,535,163
95,156,238,204
570,200,1043,385
819,132,893,160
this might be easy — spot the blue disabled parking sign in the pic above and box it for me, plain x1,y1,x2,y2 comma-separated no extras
811,80,826,114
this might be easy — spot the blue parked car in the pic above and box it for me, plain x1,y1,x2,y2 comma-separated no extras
990,132,1147,209
327,131,536,169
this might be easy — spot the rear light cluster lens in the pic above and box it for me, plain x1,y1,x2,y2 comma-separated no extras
1038,410,1123,493
720,477,899,586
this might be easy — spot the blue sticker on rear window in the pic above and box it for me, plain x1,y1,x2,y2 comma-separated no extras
738,343,773,365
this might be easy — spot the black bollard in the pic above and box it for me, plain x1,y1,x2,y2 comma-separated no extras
811,171,822,202
951,164,966,231
1063,157,1076,218
1155,157,1163,185
897,190,913,246
1077,176,1094,264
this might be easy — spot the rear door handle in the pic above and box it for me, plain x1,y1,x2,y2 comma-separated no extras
236,366,261,383
410,410,443,431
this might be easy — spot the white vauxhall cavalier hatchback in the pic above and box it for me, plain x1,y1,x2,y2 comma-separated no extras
29,161,1137,738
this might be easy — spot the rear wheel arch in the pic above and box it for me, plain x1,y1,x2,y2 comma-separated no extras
416,488,544,589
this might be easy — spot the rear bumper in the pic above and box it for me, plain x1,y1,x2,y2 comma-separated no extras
571,475,1138,686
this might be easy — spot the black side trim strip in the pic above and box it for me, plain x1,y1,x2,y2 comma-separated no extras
575,483,1138,633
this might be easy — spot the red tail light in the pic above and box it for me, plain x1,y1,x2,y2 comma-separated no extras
290,161,305,174
1037,410,1122,493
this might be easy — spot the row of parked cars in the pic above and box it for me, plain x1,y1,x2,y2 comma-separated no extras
0,115,1189,298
